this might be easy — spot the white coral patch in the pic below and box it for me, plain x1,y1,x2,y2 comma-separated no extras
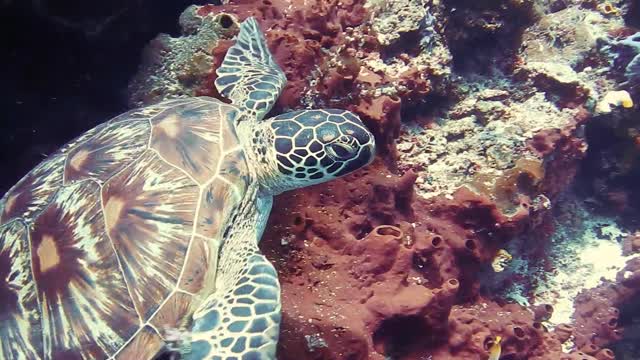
533,210,640,328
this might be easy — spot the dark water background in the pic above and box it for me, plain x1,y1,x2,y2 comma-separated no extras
0,0,217,195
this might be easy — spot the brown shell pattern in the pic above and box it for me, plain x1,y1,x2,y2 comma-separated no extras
0,97,250,359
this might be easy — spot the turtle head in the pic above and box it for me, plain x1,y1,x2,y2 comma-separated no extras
251,109,375,194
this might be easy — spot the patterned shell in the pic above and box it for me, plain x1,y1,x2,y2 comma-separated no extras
0,97,251,359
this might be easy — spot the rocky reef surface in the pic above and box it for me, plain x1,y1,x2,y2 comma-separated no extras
127,0,640,359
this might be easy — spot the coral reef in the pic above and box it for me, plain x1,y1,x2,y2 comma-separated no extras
260,165,570,359
128,7,239,106
128,0,640,358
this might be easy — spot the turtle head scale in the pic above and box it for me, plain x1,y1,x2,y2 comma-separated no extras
251,109,375,194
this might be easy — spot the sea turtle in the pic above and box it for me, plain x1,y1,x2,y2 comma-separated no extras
0,17,375,360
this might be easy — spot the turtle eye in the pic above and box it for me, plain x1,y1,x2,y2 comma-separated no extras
326,140,356,161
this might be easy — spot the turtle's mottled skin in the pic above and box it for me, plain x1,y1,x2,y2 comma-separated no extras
0,17,375,360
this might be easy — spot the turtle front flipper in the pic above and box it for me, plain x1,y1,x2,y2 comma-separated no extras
186,253,280,360
215,17,287,121
185,188,280,359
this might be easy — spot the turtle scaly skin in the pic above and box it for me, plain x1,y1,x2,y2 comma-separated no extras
0,17,375,360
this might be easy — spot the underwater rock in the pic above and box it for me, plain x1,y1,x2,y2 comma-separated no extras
580,100,640,214
518,4,629,109
520,6,623,68
442,0,538,62
612,32,640,88
398,91,588,203
570,258,640,350
517,61,591,106
128,7,239,106
365,0,428,46
622,231,640,255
